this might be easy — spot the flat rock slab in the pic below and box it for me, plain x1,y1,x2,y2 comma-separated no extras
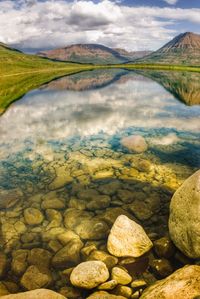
107,215,153,257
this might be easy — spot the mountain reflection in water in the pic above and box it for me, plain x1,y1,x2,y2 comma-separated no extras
40,69,200,106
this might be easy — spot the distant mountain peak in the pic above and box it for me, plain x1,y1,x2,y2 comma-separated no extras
136,31,200,66
159,32,200,52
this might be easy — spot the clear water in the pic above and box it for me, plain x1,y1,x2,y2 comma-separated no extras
0,69,200,292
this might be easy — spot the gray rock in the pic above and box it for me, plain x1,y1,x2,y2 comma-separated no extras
169,170,200,258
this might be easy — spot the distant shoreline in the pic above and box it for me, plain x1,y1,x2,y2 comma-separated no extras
1,63,200,78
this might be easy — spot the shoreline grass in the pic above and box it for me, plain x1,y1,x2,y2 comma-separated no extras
1,61,200,114
1,63,200,78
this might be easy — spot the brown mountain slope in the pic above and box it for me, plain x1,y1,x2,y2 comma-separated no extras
136,32,200,66
38,44,151,65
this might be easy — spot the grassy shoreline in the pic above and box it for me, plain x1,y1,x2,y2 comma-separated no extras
1,63,200,78
0,62,200,115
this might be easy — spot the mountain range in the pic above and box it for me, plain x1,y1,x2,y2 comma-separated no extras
38,44,152,65
1,31,200,74
37,32,200,65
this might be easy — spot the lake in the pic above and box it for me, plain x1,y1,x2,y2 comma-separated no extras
0,69,200,294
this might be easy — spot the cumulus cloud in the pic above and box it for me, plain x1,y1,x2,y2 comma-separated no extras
0,0,199,51
164,0,178,5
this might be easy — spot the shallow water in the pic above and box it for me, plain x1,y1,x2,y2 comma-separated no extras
0,69,200,293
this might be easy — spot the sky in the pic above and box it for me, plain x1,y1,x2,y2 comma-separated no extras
0,0,199,52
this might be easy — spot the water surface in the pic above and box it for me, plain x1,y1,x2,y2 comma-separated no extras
0,69,200,292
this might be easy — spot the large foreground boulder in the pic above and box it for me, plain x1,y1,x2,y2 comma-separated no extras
107,215,153,257
169,170,200,258
140,265,200,299
70,261,109,289
0,289,66,299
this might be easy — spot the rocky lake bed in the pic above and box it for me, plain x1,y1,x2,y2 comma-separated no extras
0,70,200,298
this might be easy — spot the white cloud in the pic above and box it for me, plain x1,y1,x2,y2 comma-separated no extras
164,0,178,5
0,0,199,51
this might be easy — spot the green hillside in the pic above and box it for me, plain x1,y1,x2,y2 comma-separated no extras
0,43,90,75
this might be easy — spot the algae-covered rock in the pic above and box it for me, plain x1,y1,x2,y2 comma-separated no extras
140,265,200,299
0,252,7,278
107,215,153,257
20,265,52,290
24,208,44,225
169,170,200,259
11,249,29,276
0,189,23,209
52,239,84,269
49,166,73,190
70,261,109,289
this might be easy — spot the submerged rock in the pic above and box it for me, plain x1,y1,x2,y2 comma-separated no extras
153,236,175,259
150,258,173,278
87,291,126,299
74,218,109,240
0,252,7,278
169,170,200,259
0,189,23,209
70,261,109,289
52,239,84,269
20,265,52,290
24,208,44,225
98,280,118,290
49,166,73,190
87,250,118,269
0,289,66,299
111,267,132,285
121,135,148,153
140,265,200,299
11,250,29,276
107,215,153,257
